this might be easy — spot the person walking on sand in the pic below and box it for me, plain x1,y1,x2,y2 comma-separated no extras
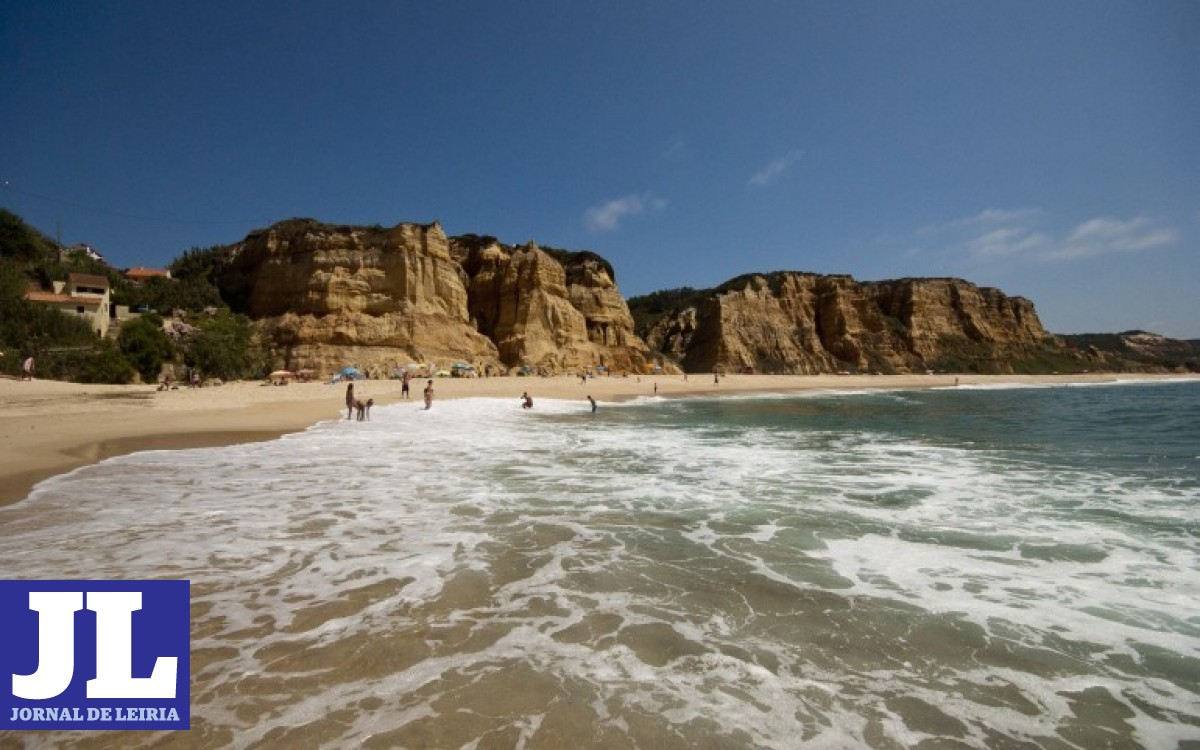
21,355,34,381
345,382,356,420
423,380,434,410
588,395,597,413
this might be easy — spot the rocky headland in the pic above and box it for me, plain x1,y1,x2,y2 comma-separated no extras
630,275,1198,375
213,218,1197,377
633,272,1061,375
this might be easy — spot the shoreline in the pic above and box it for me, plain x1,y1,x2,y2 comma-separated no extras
2,372,1196,507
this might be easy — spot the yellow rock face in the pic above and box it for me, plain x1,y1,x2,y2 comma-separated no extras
643,273,1057,375
220,220,661,377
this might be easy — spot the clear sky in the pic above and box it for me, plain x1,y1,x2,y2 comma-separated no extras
2,1,1197,337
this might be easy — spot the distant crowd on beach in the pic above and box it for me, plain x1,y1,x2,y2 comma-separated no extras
341,375,608,422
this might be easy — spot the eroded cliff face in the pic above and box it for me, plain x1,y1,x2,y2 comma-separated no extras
640,273,1062,374
450,237,656,373
218,219,1064,378
219,219,501,375
218,220,659,376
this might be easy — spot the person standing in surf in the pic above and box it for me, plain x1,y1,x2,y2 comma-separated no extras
345,382,356,420
423,380,434,410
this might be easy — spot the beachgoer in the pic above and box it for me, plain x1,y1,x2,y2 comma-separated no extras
588,395,597,413
521,391,533,409
653,382,658,394
423,380,434,410
714,372,719,385
21,356,34,381
345,382,355,420
401,371,411,399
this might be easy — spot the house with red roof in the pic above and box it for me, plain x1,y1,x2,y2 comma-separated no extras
24,272,112,337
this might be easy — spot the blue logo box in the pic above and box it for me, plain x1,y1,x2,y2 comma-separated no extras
0,580,190,731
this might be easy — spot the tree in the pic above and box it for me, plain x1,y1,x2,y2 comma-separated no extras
169,245,226,284
0,209,55,264
184,311,259,380
111,275,222,315
117,315,175,383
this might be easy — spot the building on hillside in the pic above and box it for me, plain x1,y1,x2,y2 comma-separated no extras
23,272,112,337
58,243,106,264
123,266,172,283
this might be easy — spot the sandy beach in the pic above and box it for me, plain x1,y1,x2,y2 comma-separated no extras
1,371,1194,506
2,371,1198,746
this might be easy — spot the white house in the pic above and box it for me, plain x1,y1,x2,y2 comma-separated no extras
24,272,112,337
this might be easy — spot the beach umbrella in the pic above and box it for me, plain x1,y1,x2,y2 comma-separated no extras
269,370,294,379
339,366,362,379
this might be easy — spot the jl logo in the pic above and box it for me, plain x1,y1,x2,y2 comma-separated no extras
1,580,190,730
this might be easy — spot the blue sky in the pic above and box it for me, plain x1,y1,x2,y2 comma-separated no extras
2,1,1197,337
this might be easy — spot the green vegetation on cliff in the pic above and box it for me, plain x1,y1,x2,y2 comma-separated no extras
0,208,260,383
626,286,711,332
0,210,105,378
1062,332,1198,372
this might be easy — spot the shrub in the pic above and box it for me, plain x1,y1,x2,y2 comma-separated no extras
118,315,175,382
184,311,260,380
77,340,135,384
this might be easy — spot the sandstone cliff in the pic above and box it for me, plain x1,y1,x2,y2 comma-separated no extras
218,219,502,376
635,272,1065,374
450,236,656,373
217,220,659,376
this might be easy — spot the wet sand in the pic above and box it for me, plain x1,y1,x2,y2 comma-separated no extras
1,371,1194,506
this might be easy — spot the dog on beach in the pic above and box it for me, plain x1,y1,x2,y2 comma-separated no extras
355,398,374,421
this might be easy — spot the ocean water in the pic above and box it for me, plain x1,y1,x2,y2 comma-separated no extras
2,380,1199,749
